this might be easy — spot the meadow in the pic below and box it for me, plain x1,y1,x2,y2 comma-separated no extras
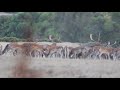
0,42,120,78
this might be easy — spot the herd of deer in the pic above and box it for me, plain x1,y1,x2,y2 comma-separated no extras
0,34,120,60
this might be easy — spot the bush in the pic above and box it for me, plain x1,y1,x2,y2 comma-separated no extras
0,37,25,42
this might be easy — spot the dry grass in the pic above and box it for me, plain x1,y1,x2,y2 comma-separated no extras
12,56,44,78
0,56,120,78
0,42,120,78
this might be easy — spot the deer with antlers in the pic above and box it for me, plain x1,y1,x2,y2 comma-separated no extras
89,33,117,60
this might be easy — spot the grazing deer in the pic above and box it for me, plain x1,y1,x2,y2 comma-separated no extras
2,43,24,56
29,43,48,58
44,43,57,57
44,43,64,58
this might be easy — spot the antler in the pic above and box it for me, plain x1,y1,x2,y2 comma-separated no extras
49,35,52,41
98,33,101,42
90,33,101,42
90,34,95,42
58,36,60,41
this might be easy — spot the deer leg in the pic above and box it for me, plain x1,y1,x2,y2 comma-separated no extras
75,52,77,59
112,54,116,60
13,50,17,56
64,47,66,59
67,49,70,59
108,53,110,60
99,53,102,60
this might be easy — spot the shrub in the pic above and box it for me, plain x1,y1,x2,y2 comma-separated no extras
0,37,25,42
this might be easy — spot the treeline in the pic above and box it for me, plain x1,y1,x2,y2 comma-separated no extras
0,12,120,44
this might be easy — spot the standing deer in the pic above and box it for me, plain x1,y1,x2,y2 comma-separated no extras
89,33,117,60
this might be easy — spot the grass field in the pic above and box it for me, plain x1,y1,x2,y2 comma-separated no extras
0,42,120,78
0,55,120,78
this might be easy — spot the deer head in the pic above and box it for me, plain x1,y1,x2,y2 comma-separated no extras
107,41,117,47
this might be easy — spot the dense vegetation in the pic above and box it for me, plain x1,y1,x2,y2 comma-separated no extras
0,12,120,45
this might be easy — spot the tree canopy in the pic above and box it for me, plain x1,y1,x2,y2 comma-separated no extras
0,12,120,45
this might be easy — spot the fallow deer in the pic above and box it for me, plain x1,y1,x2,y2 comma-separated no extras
89,33,117,60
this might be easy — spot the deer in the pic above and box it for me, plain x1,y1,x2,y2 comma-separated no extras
111,47,120,60
86,33,102,59
28,43,45,58
89,33,117,60
68,45,88,59
1,43,24,56
21,43,49,58
44,43,64,58
64,46,73,59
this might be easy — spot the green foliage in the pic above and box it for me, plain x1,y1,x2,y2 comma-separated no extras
0,12,120,44
0,37,25,42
